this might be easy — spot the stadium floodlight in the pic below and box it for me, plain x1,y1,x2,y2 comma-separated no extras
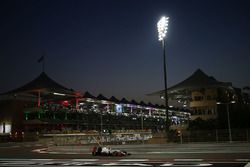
157,16,169,41
157,16,170,133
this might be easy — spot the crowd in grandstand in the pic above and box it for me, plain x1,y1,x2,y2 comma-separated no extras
23,94,190,133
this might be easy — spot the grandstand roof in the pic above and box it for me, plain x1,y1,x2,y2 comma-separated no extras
130,99,139,105
120,97,129,104
97,94,108,101
82,91,96,99
139,101,147,106
168,69,231,91
109,96,120,103
1,72,79,98
149,69,232,96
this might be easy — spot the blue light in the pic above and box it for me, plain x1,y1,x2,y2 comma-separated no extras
115,104,123,113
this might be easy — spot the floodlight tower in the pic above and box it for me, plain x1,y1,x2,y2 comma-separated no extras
157,16,169,132
217,101,236,143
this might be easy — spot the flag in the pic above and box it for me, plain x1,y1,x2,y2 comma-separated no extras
37,56,44,63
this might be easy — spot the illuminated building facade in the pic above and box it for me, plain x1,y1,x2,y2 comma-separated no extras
150,69,239,120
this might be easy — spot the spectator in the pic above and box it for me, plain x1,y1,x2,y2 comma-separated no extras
92,146,97,156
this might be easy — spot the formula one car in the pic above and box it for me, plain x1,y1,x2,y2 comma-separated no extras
92,146,131,156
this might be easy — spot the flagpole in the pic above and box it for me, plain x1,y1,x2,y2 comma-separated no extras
42,56,45,72
38,90,41,107
38,53,45,73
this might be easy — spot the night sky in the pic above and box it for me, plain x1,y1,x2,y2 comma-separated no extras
1,0,250,104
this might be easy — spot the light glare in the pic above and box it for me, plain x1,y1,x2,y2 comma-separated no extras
53,92,66,96
157,16,169,41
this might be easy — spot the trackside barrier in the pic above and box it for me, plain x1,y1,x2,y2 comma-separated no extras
40,131,153,146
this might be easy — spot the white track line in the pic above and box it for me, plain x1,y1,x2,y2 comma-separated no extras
160,163,173,166
72,159,99,161
119,159,149,162
103,162,151,166
174,159,203,162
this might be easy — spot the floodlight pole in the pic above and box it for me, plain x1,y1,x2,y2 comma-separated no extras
157,16,170,133
226,103,232,143
100,109,103,144
162,38,169,133
217,101,235,143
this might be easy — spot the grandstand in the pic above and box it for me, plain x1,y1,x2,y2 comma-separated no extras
0,72,190,141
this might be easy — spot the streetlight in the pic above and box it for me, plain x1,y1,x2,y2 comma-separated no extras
216,101,236,143
157,16,169,132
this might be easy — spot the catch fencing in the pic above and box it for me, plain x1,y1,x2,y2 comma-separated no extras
176,129,250,143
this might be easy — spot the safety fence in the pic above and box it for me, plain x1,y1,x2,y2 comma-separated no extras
175,129,250,143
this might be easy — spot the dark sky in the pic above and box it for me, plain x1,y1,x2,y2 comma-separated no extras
1,0,250,104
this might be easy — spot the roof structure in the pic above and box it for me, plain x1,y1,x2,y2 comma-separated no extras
1,72,79,98
130,99,139,106
149,69,232,96
82,91,96,99
120,98,129,104
139,101,147,106
96,94,108,101
109,96,120,103
168,69,231,91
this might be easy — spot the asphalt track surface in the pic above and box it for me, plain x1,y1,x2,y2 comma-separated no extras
0,142,249,166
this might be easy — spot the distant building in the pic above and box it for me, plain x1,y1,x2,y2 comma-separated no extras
149,69,239,120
